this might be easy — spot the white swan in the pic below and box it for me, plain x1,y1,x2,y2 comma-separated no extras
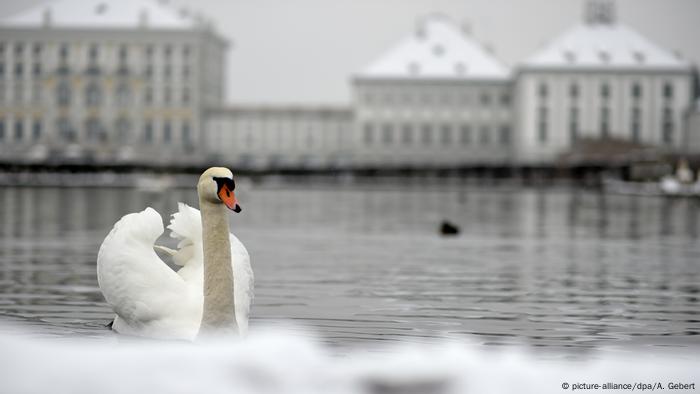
97,167,254,340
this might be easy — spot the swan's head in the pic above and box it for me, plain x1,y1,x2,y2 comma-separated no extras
197,167,241,213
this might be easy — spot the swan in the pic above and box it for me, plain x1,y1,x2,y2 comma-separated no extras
96,167,254,340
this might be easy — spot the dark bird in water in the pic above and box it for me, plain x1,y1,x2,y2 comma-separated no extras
440,220,460,236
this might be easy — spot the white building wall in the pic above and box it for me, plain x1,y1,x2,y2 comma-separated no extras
515,70,694,164
0,27,226,166
353,79,514,168
203,107,353,170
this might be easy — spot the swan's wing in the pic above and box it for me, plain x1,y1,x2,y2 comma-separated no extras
97,207,187,325
166,203,203,267
231,233,254,335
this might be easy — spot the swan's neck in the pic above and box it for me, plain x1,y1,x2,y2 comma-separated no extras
198,199,236,336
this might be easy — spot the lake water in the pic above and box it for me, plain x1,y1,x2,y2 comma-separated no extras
0,177,699,354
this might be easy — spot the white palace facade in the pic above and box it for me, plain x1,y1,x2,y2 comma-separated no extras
0,0,698,170
0,0,227,166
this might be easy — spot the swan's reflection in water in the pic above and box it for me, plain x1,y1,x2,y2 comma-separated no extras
0,180,698,351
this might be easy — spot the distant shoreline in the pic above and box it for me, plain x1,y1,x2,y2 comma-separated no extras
0,163,632,189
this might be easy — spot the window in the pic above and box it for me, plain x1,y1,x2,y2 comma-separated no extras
32,119,41,141
363,123,373,145
85,118,103,142
115,118,131,143
421,124,432,144
382,123,393,144
13,84,24,103
33,43,41,56
401,124,413,144
182,123,192,149
600,83,610,99
479,126,490,145
144,88,153,105
0,119,4,141
88,44,99,62
662,108,673,144
182,88,190,104
631,107,641,142
383,92,393,106
144,64,153,78
183,65,190,79
570,107,579,142
600,107,610,137
14,63,23,77
440,124,452,145
85,82,101,106
14,120,23,141
538,83,548,99
480,93,490,107
33,63,41,76
663,82,673,100
164,45,172,58
59,44,69,60
183,45,191,58
14,43,23,55
0,63,4,78
163,122,172,143
116,83,130,106
164,87,172,105
632,83,642,99
118,45,128,61
143,122,153,143
117,46,129,75
499,125,511,145
56,81,70,106
569,83,579,99
460,125,471,145
538,107,548,144
500,93,511,107
164,65,172,78
57,118,74,142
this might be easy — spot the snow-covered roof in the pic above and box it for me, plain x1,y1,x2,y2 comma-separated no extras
521,22,692,72
357,15,510,81
0,0,208,30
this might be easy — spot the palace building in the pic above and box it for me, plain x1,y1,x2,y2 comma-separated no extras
0,0,697,170
352,14,514,169
515,1,695,164
0,0,227,166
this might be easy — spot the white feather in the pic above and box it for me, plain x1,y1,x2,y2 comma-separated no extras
97,203,254,340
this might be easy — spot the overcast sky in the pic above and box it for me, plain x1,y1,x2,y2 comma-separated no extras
1,0,698,105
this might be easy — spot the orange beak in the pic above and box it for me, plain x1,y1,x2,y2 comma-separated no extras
218,184,241,212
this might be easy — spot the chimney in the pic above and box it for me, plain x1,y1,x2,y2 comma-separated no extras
42,8,52,27
585,0,616,25
461,20,472,36
139,9,149,28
